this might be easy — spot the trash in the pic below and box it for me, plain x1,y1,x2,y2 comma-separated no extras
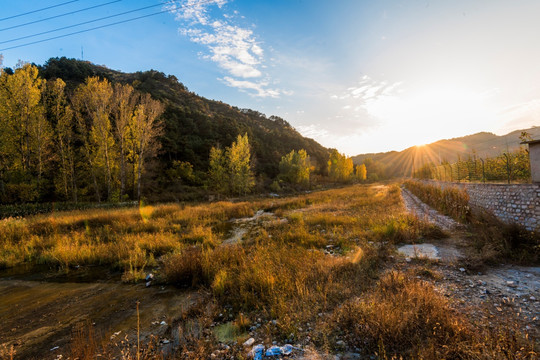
243,337,255,347
50,346,59,351
265,344,296,356
160,321,167,326
146,281,152,287
281,344,294,355
248,344,265,360
459,268,466,272
161,339,170,344
146,273,154,281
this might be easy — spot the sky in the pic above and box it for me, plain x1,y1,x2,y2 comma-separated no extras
1,0,540,155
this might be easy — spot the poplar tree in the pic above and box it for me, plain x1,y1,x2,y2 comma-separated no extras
72,77,114,201
279,149,311,187
46,78,77,201
227,133,254,195
112,83,137,198
128,93,164,201
355,163,367,182
208,145,228,195
328,149,353,182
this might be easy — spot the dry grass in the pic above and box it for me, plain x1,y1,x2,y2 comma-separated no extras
3,183,537,359
404,180,471,222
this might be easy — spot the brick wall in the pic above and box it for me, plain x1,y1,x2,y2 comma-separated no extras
423,180,540,231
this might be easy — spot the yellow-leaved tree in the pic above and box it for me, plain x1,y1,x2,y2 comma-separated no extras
227,133,255,195
112,83,137,199
72,77,115,202
208,133,255,196
355,163,367,182
328,149,353,182
279,149,311,187
0,63,51,200
46,78,77,201
128,93,164,201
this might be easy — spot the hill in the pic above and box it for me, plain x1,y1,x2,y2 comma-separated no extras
353,127,540,177
38,57,329,180
0,57,330,203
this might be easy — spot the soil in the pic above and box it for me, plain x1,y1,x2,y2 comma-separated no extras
0,267,200,360
398,186,540,341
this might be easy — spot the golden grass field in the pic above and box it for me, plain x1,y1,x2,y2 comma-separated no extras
0,184,537,359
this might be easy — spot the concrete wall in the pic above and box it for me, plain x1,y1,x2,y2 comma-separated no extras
423,180,540,231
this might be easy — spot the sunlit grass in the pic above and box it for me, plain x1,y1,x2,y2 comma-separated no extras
1,184,537,359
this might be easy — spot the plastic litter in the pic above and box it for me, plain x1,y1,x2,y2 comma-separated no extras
248,344,265,360
250,344,299,358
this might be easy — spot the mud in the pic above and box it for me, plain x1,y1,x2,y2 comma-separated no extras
0,268,198,360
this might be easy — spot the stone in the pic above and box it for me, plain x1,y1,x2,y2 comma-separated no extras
244,338,255,347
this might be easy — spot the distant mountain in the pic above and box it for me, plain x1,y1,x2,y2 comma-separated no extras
38,57,330,180
352,127,540,177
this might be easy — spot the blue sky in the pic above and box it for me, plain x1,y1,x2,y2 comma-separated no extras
2,0,540,155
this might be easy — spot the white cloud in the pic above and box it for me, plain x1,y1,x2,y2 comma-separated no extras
296,124,330,139
221,76,280,98
166,0,281,97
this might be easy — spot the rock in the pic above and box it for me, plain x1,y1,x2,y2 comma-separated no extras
336,340,346,347
459,268,466,273
244,338,256,347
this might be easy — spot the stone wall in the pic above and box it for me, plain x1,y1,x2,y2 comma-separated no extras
423,180,540,231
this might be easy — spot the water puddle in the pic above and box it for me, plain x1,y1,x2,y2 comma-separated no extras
397,244,440,260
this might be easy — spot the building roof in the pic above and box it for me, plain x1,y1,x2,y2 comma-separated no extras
520,139,540,145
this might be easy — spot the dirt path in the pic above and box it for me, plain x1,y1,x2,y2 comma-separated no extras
401,187,460,232
399,187,540,339
0,272,199,359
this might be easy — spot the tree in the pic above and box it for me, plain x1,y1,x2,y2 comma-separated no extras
227,133,254,195
128,93,164,201
279,149,311,187
0,64,48,174
208,145,228,195
355,163,367,182
112,83,137,198
327,149,353,182
72,77,114,201
46,78,77,201
0,64,52,201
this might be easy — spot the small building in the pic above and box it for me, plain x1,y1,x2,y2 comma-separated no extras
521,139,540,183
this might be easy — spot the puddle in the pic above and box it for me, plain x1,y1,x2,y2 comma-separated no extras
398,244,440,260
0,278,197,359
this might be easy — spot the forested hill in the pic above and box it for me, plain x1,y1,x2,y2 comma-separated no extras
352,127,540,177
38,57,329,178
